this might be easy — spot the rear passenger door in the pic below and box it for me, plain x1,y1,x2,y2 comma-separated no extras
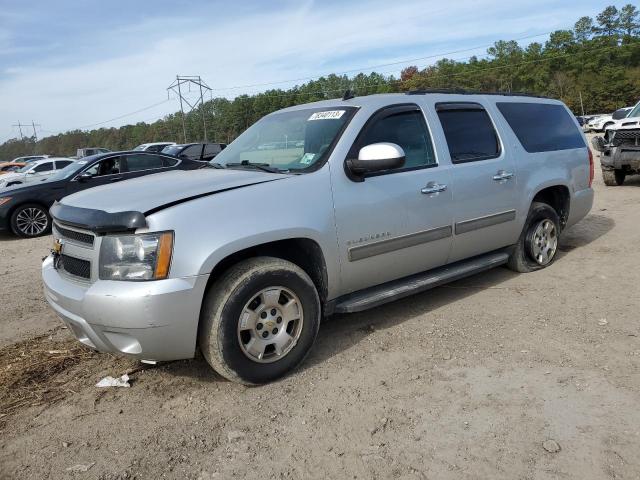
332,104,454,294
434,102,519,262
121,153,168,179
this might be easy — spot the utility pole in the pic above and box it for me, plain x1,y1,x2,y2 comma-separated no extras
578,91,585,116
167,75,212,143
31,121,41,142
12,122,25,140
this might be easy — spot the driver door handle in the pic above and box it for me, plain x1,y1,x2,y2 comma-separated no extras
421,182,447,195
110,176,124,182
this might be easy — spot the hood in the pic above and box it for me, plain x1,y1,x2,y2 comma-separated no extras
606,118,640,131
60,167,290,214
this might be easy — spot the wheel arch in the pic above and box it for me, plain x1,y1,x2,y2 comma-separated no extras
530,184,570,230
203,237,329,305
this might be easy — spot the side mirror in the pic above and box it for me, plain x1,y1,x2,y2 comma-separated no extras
27,170,36,175
77,172,93,182
346,143,405,178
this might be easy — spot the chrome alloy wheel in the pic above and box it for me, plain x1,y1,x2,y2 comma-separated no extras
530,219,557,265
16,207,49,236
237,287,304,363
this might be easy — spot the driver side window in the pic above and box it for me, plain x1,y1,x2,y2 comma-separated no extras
33,162,54,173
85,157,122,177
358,109,436,171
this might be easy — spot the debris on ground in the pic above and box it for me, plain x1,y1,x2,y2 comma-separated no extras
0,330,96,418
598,318,608,326
65,462,95,472
96,374,130,388
542,439,561,453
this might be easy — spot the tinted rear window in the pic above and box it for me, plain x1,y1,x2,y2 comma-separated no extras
436,104,500,163
497,102,585,153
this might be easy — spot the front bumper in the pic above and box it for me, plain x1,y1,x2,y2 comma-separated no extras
42,256,209,361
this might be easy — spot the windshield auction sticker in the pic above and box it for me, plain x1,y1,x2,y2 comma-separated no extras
308,110,345,121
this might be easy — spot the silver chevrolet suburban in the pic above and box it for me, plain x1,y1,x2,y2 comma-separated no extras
42,92,594,384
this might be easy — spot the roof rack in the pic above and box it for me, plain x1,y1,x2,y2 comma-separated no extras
405,89,549,99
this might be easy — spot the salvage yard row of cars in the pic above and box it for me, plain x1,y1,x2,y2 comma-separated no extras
0,142,226,237
29,90,598,385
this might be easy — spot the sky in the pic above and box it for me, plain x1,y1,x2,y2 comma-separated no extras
0,0,624,143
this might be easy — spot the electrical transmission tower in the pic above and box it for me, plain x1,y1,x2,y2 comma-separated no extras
167,75,212,143
12,121,41,141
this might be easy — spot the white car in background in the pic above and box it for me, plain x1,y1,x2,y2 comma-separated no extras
134,142,176,153
586,114,615,132
0,157,74,188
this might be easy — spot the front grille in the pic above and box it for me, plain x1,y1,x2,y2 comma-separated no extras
54,224,94,246
611,130,640,148
60,254,91,279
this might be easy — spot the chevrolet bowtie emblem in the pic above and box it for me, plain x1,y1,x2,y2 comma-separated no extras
52,239,64,255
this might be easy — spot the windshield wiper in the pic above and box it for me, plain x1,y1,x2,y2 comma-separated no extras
225,161,281,173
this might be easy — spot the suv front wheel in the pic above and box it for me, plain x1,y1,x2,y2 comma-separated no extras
507,202,560,273
199,257,321,385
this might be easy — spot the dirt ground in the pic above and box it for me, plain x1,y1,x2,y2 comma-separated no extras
1,146,639,479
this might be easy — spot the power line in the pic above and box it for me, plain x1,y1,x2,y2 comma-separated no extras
209,30,556,92
76,99,171,129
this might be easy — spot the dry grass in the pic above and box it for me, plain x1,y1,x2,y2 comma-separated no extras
0,328,96,422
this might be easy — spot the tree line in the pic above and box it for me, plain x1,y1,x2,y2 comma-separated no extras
1,4,639,160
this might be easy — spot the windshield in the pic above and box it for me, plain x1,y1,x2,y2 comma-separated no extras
47,160,88,181
211,107,357,172
16,164,34,173
627,102,640,119
133,144,147,151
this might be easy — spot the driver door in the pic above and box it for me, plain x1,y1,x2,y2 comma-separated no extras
66,156,124,195
331,104,454,295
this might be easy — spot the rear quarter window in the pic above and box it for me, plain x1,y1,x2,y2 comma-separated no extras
497,102,586,153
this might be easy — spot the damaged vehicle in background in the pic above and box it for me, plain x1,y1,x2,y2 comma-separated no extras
591,100,640,186
0,151,205,237
42,91,593,385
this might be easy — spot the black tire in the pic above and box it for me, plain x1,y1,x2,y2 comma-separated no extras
507,202,560,273
10,203,52,238
199,257,321,385
591,136,606,153
602,169,625,186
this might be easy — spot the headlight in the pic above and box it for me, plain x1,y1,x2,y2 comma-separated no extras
99,231,173,281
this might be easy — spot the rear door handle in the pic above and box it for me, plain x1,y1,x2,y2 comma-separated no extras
421,182,447,195
493,170,514,181
110,176,124,182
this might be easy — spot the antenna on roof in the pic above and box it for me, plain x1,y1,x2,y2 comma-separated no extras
342,89,355,101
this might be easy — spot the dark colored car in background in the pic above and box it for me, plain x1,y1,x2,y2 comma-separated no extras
162,143,226,161
0,151,205,237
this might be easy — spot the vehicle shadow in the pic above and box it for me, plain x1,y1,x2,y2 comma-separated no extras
302,212,615,373
556,213,614,256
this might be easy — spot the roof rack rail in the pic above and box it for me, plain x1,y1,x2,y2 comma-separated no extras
405,89,549,99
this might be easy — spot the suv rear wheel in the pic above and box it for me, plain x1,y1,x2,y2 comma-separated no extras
199,257,320,385
507,202,560,273
602,169,625,186
10,203,51,238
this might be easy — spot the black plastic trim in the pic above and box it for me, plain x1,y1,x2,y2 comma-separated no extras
50,203,147,233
